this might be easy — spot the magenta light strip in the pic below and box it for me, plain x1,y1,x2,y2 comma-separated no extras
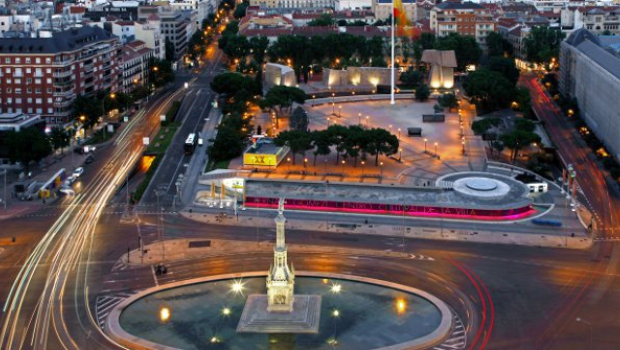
245,202,535,221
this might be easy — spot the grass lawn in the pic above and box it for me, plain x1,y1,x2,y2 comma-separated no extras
147,122,180,155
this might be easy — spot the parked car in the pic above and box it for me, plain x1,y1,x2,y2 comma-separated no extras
73,167,84,178
84,155,95,164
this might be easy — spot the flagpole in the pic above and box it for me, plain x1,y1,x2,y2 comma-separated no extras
391,0,396,105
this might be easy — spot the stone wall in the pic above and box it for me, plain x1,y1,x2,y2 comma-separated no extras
323,67,396,88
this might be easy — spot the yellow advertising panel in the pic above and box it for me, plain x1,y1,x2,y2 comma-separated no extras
244,153,278,167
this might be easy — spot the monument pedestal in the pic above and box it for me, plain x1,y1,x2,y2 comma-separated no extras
236,294,322,334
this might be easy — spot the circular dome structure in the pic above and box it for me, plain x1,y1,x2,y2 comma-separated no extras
451,176,511,200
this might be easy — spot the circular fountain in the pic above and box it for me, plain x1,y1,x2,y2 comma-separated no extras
105,199,453,350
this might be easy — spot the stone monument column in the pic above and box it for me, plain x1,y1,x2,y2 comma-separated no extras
267,198,295,312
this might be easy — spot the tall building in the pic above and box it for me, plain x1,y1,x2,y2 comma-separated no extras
559,28,620,162
0,25,120,126
139,6,188,61
430,1,496,45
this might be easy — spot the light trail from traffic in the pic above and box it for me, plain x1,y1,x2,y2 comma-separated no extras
0,82,189,350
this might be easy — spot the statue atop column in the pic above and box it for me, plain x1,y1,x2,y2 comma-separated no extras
266,198,295,312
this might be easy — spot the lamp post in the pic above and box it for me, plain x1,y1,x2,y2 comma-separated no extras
434,142,438,156
575,318,593,347
338,105,342,118
332,93,335,115
358,113,362,126
361,160,365,177
380,161,384,178
399,148,402,162
287,157,291,173
397,128,401,140
424,138,427,153
341,160,345,174
365,116,369,127
304,158,308,169
462,140,466,155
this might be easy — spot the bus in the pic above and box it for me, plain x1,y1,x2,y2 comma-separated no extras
184,133,198,155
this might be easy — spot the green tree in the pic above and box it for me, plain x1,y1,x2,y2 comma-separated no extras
500,129,541,164
308,14,334,26
435,33,482,70
463,69,516,112
259,85,307,124
437,93,458,111
399,68,421,88
311,129,332,165
211,72,255,97
233,0,249,19
71,95,100,129
165,38,175,62
48,127,70,155
364,128,399,166
209,125,244,160
5,128,52,170
290,106,309,132
523,26,565,65
274,130,313,164
486,32,507,58
222,34,250,63
249,36,269,64
471,118,501,135
486,56,519,86
149,58,175,88
515,86,532,119
415,84,430,101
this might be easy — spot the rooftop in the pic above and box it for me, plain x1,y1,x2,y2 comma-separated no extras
0,25,115,54
244,172,531,211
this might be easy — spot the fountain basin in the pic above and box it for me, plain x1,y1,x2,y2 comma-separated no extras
106,272,453,350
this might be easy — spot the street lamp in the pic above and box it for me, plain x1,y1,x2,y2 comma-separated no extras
338,105,342,118
358,113,362,126
304,158,308,169
397,128,401,140
575,318,593,347
380,161,384,178
424,138,427,152
332,93,335,115
287,157,291,172
399,148,402,162
365,115,369,127
434,142,438,156
361,160,365,177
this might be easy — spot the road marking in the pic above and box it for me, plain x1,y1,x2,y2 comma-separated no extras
433,313,467,349
151,264,159,286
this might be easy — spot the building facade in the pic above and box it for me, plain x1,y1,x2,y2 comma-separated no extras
430,2,496,45
0,25,120,126
119,41,153,94
559,28,620,162
139,6,188,61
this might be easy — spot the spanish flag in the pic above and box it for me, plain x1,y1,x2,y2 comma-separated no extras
393,0,408,35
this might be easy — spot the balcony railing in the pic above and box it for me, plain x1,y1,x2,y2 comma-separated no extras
53,70,72,78
52,59,74,66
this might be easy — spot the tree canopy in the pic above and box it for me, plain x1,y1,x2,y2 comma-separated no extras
434,33,482,70
486,56,520,86
308,14,334,26
463,69,516,113
415,84,430,101
524,26,565,65
5,128,51,170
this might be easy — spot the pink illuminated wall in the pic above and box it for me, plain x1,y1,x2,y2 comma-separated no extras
245,197,535,221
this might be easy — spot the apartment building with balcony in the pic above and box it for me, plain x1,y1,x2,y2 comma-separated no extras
119,40,153,94
430,1,496,45
0,25,120,126
139,6,188,61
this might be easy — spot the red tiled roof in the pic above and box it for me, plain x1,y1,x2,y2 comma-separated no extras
69,6,87,14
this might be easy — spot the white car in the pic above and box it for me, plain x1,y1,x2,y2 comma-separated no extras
64,175,76,187
73,167,84,178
